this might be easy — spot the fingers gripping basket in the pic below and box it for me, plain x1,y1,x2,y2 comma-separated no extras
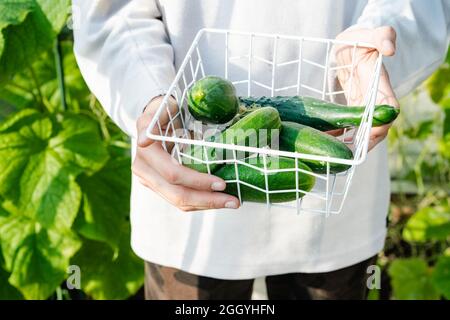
146,29,383,215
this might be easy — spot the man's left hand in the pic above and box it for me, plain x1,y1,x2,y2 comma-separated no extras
335,26,400,151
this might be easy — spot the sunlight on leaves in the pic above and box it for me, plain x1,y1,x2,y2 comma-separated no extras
0,109,108,230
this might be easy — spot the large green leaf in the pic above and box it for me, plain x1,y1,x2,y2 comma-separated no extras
71,229,144,300
403,205,450,243
431,255,450,299
0,0,51,83
0,0,71,84
0,213,81,299
0,109,108,229
75,156,131,251
388,258,440,300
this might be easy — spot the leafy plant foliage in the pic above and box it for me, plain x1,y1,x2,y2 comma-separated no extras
385,47,450,300
0,0,142,300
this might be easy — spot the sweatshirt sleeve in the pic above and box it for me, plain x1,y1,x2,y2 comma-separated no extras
354,0,450,98
73,0,176,137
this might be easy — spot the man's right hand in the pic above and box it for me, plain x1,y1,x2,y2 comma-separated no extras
132,96,240,212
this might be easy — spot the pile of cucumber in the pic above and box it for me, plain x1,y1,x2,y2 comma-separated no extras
186,76,399,203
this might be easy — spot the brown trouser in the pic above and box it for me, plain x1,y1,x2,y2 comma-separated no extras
144,255,377,300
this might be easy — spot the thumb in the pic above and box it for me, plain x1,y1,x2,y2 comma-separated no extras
371,26,397,56
337,26,397,56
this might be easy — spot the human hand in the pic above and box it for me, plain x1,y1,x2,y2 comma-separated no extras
335,26,400,151
132,96,240,212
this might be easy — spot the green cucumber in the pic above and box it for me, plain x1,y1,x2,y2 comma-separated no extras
215,156,315,203
280,122,353,174
239,95,399,131
188,76,239,124
183,107,282,173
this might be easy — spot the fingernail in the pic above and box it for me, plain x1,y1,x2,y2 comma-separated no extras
225,201,239,209
211,181,226,191
382,40,395,54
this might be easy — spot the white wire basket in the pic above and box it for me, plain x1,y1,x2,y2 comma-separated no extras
146,28,383,215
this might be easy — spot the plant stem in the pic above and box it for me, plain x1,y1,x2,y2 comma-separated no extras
54,36,67,111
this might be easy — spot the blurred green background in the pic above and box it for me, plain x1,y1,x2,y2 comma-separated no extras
0,1,448,300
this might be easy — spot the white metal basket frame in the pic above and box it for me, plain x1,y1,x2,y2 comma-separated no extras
146,28,383,215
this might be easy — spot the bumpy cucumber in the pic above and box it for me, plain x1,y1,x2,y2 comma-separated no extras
183,107,281,173
188,76,239,124
280,122,353,174
215,156,315,203
239,95,399,131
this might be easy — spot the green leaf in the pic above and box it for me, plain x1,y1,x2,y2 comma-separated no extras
0,213,81,299
403,205,450,243
0,264,23,300
0,0,53,84
35,0,70,33
71,229,144,300
0,109,108,229
75,156,131,251
49,114,110,173
427,67,450,104
388,258,440,300
431,255,450,299
15,153,82,228
426,45,450,104
0,0,71,84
